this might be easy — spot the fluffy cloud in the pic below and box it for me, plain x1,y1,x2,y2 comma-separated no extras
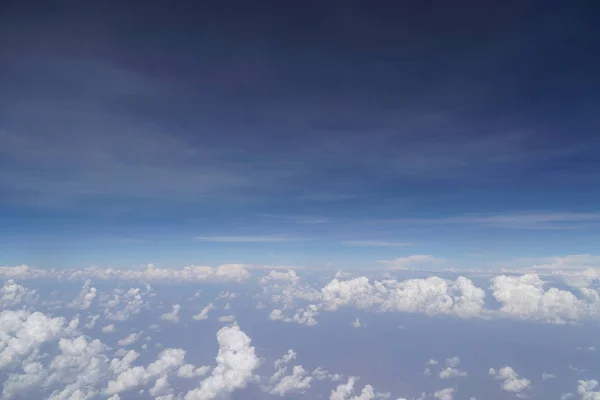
439,357,467,379
378,255,447,270
184,324,260,400
260,269,300,285
329,377,389,400
0,280,38,309
489,366,531,393
491,274,600,324
70,279,97,310
160,304,181,323
105,348,186,395
0,263,250,283
118,331,144,347
320,276,485,318
578,380,600,400
193,303,215,321
102,285,154,321
433,388,455,400
0,310,72,369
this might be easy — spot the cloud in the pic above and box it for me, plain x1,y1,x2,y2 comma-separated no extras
489,366,531,393
102,324,116,333
393,212,600,230
490,274,600,324
319,275,485,318
439,357,467,379
0,279,38,309
160,304,181,323
342,240,411,247
118,331,144,347
194,235,297,243
105,348,186,395
377,255,447,270
184,324,260,400
0,310,72,368
433,388,455,400
329,377,389,400
70,279,97,310
577,380,600,400
260,269,301,285
0,264,251,283
193,303,215,321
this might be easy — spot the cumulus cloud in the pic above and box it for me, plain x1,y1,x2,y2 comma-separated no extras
1,263,250,283
489,366,531,393
184,324,260,400
491,274,600,324
0,280,38,309
160,304,181,323
118,331,144,347
102,324,117,333
320,276,485,318
103,286,154,321
437,356,467,379
377,255,447,270
70,279,97,309
329,377,389,400
577,380,600,400
105,348,186,395
193,303,215,321
0,310,72,368
433,388,455,400
260,269,300,285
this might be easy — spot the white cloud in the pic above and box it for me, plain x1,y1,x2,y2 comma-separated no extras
102,324,117,333
320,276,485,318
269,365,312,396
105,348,186,395
542,372,556,380
70,279,97,309
0,264,250,283
342,240,411,247
329,377,388,400
184,324,260,400
433,388,455,400
260,269,300,285
194,235,296,243
218,315,235,323
491,274,600,324
103,286,153,321
377,255,446,270
0,280,38,309
160,304,181,323
0,310,70,368
578,380,600,400
489,366,531,393
177,364,211,379
193,303,215,321
118,331,144,347
84,314,100,329
439,357,467,379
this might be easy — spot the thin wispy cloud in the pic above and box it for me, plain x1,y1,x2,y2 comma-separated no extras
194,235,298,243
256,214,329,224
342,240,411,247
378,255,447,270
390,212,600,230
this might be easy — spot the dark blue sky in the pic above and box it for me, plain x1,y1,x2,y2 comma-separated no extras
1,0,600,268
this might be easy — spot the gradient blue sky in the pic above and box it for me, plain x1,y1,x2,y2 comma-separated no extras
1,0,599,269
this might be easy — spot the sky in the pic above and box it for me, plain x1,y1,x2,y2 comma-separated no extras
1,0,600,269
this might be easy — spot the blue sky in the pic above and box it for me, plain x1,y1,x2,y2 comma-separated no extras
1,1,600,269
